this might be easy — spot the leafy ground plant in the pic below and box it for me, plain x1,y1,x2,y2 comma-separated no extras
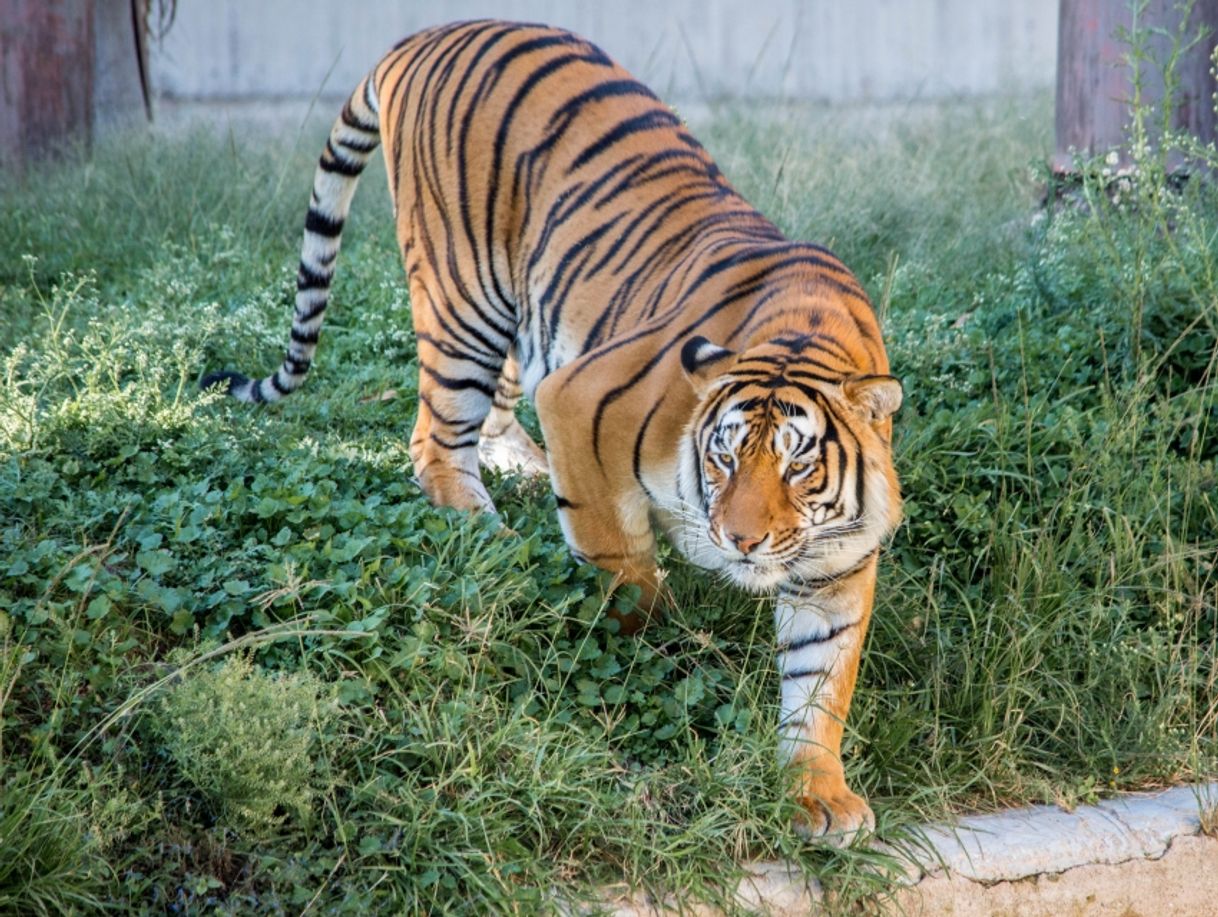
0,82,1215,913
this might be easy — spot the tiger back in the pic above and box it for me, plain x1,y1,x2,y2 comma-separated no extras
203,19,903,844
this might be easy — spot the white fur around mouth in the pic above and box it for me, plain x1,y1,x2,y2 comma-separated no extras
810,505,841,526
726,560,789,592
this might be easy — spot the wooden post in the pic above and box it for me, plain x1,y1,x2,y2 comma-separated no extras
1054,0,1218,172
0,0,95,173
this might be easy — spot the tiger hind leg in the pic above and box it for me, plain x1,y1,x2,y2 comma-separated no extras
478,354,549,479
407,278,505,514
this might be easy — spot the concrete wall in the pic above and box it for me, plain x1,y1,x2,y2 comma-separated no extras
151,0,1058,105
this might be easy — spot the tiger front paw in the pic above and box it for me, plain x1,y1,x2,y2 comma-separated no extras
606,569,672,636
793,786,875,847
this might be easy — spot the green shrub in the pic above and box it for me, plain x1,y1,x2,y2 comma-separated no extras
153,654,337,835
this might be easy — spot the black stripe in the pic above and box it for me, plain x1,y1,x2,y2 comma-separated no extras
297,261,332,289
418,392,463,427
586,181,715,281
305,208,344,238
550,79,659,129
319,139,365,176
419,364,497,398
336,132,379,154
484,49,611,328
785,549,878,593
430,433,479,450
418,282,513,359
294,300,327,324
413,40,518,333
319,151,365,177
523,154,644,279
341,99,378,133
853,438,866,519
415,331,505,372
784,363,856,384
457,33,588,317
443,23,518,157
633,398,663,487
783,667,830,681
364,71,380,114
777,620,857,655
290,327,320,345
595,150,709,209
567,109,681,174
541,214,627,342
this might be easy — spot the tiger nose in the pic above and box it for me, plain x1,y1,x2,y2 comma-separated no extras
730,532,766,555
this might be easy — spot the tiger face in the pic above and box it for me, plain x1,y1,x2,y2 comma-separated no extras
677,336,903,592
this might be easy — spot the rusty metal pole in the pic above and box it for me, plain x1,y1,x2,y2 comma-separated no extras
0,0,96,173
1054,0,1218,172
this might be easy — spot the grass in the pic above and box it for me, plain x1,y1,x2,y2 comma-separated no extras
0,85,1215,912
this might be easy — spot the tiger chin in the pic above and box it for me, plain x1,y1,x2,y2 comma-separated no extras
202,20,902,846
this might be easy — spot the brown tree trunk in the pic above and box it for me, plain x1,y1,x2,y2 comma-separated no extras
0,0,96,173
1054,0,1218,172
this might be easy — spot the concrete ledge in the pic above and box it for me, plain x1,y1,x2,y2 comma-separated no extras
601,783,1217,915
898,834,1218,917
910,784,1216,882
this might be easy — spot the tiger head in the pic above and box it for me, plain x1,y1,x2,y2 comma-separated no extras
677,336,903,592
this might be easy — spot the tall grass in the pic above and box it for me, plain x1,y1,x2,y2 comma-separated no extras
0,79,1214,912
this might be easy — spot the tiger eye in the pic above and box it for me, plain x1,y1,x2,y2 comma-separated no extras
787,461,809,475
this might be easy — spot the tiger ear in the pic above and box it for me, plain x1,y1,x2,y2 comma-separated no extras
681,336,737,395
842,374,903,423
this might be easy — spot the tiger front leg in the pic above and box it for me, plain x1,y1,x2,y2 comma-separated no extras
535,372,667,633
548,464,666,634
774,556,879,845
560,500,667,634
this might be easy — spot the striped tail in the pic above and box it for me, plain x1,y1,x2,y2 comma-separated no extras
201,76,381,403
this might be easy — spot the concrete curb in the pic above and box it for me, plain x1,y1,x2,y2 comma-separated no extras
898,835,1218,917
602,783,1218,915
895,784,1218,917
907,784,1215,882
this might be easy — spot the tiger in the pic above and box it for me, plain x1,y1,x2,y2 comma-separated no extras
202,19,903,844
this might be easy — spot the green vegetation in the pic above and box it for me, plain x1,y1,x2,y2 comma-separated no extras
1,89,1214,911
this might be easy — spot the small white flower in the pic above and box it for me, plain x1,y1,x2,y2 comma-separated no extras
1105,150,1120,167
